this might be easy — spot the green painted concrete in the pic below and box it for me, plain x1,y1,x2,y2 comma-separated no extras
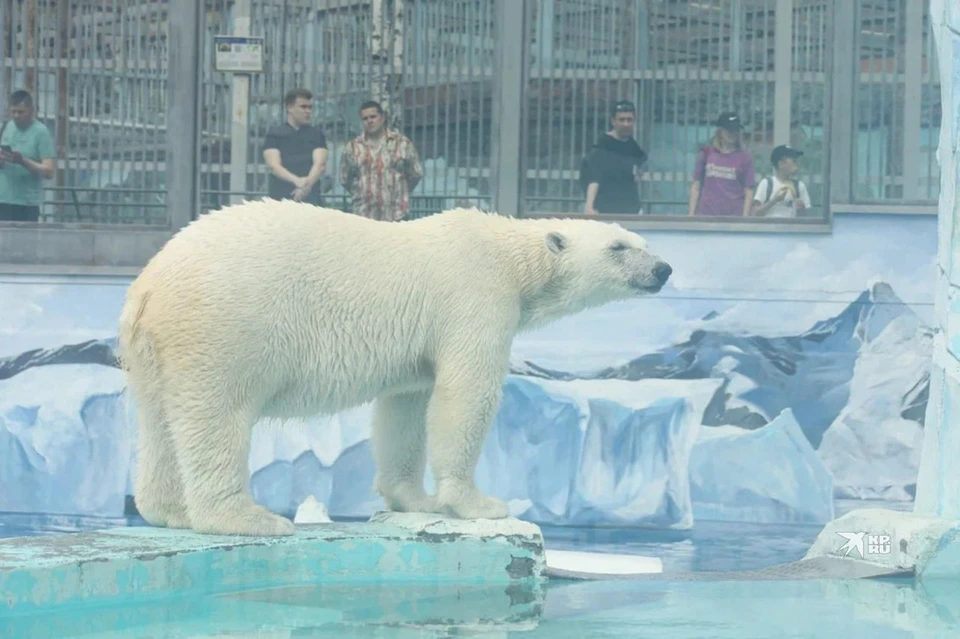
0,512,546,619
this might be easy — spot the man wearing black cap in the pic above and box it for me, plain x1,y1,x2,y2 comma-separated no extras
751,144,811,218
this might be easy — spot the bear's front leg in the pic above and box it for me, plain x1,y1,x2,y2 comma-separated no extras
424,369,509,521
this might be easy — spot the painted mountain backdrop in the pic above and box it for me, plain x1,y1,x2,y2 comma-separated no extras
0,280,931,526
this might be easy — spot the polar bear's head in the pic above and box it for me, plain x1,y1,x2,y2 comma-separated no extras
520,218,672,329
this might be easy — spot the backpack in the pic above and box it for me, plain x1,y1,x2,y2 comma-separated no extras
757,176,800,204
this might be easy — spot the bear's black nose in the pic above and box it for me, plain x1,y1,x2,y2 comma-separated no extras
653,262,672,284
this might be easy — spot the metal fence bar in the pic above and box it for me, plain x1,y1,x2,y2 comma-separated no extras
790,0,827,210
168,0,202,229
0,0,942,230
491,0,525,215
921,4,942,201
901,0,922,202
230,0,252,206
773,0,793,146
827,0,857,205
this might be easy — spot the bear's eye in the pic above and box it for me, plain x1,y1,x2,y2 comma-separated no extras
610,242,629,252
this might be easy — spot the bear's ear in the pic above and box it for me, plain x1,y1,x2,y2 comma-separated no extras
545,231,567,254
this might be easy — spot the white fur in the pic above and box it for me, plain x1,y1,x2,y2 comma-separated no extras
116,200,672,536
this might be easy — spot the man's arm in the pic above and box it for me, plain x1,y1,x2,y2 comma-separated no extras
17,155,54,179
303,132,329,188
293,147,329,201
741,188,755,217
584,183,599,215
752,179,789,216
688,150,706,216
263,148,305,189
262,130,306,189
797,181,811,211
339,143,355,193
303,129,329,188
306,147,328,183
11,127,55,179
402,139,422,192
741,159,756,217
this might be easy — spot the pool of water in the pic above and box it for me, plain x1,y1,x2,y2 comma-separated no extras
7,575,960,638
0,513,823,572
6,502,952,638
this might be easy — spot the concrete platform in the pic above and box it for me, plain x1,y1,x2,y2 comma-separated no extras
0,512,546,618
804,508,960,579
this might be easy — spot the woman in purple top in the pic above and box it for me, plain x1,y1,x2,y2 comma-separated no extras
687,112,756,217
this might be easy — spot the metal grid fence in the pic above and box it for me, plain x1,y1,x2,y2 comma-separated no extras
854,0,941,203
523,0,830,216
199,0,495,218
1,0,169,224
0,0,941,225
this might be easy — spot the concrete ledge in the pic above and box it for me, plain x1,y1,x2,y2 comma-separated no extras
0,223,172,267
0,512,546,617
804,508,960,579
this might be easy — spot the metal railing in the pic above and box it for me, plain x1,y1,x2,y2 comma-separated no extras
0,0,941,227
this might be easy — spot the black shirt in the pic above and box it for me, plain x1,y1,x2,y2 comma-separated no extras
580,134,648,214
262,123,327,203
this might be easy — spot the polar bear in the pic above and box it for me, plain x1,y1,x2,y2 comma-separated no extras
117,201,672,537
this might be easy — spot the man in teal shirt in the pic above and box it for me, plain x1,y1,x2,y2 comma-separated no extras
0,90,55,222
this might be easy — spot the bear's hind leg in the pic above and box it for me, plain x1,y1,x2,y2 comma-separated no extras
132,398,190,529
371,390,440,514
425,373,509,521
169,403,295,536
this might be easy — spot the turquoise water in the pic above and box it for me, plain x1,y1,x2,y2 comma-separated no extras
4,505,956,638
6,575,960,638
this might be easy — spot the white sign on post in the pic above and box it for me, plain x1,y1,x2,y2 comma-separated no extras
214,35,264,73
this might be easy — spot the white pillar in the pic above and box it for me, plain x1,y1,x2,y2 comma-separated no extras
772,0,793,145
804,2,960,576
167,0,203,227
490,0,527,216
230,0,251,206
914,0,960,519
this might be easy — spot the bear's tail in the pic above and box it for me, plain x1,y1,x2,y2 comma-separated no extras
116,285,156,381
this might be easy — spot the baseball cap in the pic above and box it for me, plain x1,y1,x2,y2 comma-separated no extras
715,112,742,131
612,100,636,116
770,144,804,166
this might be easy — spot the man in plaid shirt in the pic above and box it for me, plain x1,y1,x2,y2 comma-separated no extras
339,100,423,221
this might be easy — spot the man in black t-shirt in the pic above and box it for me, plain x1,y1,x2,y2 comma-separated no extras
262,88,329,206
581,100,648,215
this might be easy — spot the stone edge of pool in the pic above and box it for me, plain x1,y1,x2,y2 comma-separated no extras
0,511,547,617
